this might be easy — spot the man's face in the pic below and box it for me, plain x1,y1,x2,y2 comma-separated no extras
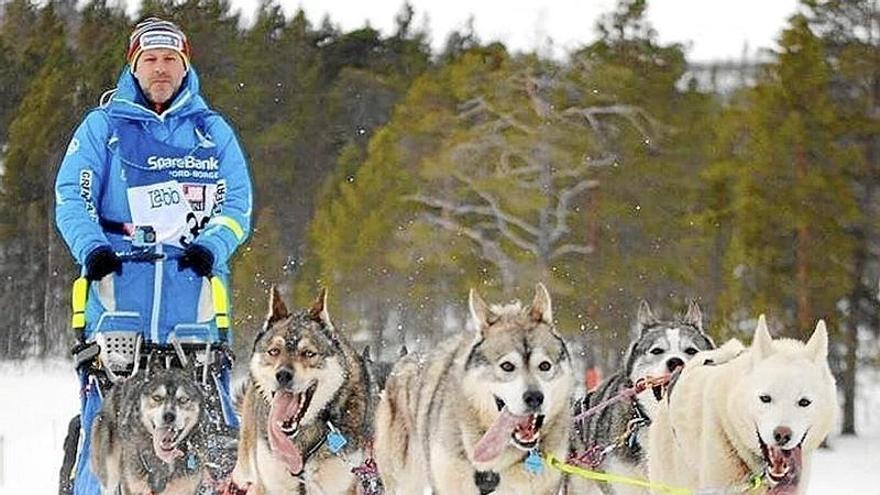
133,48,186,106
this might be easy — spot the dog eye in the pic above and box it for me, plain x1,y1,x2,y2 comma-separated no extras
500,361,515,372
267,348,280,357
684,347,698,355
759,394,772,404
151,394,163,403
798,398,812,407
178,396,189,405
538,361,552,372
649,348,665,355
301,349,316,359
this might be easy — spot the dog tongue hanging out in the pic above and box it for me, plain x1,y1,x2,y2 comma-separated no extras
763,441,802,495
267,390,305,474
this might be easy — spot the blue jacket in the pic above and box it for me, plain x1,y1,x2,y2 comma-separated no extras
55,67,252,343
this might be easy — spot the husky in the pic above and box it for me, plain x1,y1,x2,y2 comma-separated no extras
374,284,575,495
90,367,207,495
568,300,716,495
647,316,837,495
231,287,374,495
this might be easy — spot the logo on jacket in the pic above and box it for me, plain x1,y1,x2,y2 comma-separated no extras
147,155,219,171
147,155,220,180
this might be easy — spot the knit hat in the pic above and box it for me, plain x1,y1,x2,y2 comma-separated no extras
127,17,191,72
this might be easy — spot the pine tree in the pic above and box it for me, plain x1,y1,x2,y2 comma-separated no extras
0,2,77,357
800,0,880,436
717,14,856,336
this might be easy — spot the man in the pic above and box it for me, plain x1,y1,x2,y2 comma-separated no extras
54,17,252,494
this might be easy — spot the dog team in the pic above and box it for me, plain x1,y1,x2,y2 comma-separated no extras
89,283,838,495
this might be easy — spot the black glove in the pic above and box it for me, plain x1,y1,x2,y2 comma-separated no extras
84,245,122,281
179,243,214,277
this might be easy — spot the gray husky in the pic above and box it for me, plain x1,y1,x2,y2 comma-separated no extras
374,284,575,495
231,288,375,495
90,367,207,495
568,300,715,495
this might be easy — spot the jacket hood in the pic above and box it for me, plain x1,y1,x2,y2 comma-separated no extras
104,65,209,121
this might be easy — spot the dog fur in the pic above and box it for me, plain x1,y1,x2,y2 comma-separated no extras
374,284,575,495
568,300,715,495
647,316,837,495
231,288,373,494
90,367,207,495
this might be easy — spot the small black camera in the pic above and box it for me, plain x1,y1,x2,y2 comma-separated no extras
132,225,157,247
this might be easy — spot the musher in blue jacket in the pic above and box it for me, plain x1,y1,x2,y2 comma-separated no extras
54,17,252,494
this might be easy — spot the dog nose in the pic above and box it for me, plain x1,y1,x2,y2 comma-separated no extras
276,368,293,386
666,357,685,373
163,411,176,424
523,390,544,410
773,426,793,446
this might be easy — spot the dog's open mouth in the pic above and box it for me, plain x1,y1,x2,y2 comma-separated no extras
472,397,545,463
511,413,544,449
758,432,803,492
643,370,679,401
267,382,318,475
274,382,318,437
152,426,185,464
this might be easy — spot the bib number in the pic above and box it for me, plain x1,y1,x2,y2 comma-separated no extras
128,180,218,249
180,211,210,247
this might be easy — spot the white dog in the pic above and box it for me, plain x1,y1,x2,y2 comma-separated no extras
647,316,837,495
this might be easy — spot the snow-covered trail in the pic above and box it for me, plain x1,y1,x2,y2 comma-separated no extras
0,360,877,494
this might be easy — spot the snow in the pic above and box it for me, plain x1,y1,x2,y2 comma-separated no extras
0,360,878,494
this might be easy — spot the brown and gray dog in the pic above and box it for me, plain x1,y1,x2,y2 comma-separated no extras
374,284,575,495
91,367,207,495
231,287,374,494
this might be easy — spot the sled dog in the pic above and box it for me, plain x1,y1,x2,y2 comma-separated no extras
569,300,716,495
232,288,374,494
90,367,207,495
374,284,575,494
647,316,837,495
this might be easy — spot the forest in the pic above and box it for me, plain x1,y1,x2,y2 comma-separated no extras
0,0,877,437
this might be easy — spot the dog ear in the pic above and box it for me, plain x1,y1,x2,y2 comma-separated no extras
684,300,704,332
751,314,774,360
528,283,553,325
804,319,829,364
638,299,658,334
267,285,290,325
309,287,333,328
469,288,497,334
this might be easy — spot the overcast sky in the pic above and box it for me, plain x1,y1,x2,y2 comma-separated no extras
224,0,801,62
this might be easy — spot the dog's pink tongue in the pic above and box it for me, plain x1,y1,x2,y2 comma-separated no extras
268,391,304,474
152,427,183,464
766,445,802,495
473,408,530,463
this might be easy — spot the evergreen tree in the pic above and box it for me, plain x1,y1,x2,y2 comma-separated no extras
0,3,76,357
800,0,880,436
717,14,856,334
565,0,719,362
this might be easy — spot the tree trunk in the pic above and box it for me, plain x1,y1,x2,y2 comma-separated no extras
794,146,812,337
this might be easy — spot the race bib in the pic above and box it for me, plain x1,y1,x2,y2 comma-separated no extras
127,180,219,248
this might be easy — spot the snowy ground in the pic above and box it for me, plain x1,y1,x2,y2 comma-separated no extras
0,360,878,494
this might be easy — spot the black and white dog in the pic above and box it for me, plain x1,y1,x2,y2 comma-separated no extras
568,300,716,495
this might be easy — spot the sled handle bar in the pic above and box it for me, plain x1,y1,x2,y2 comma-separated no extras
70,249,230,336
